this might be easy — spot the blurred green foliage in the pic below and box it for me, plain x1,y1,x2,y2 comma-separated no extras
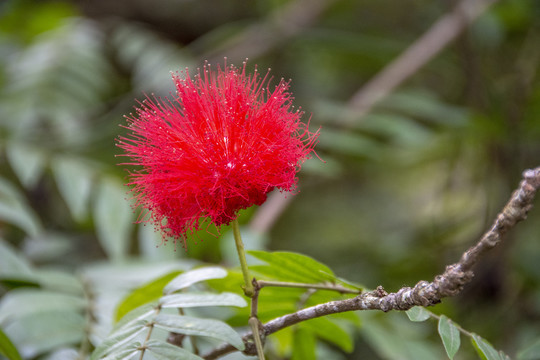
0,0,540,359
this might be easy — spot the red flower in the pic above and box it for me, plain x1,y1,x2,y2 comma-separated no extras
118,61,319,245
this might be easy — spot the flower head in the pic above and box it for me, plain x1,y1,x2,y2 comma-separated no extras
118,61,319,245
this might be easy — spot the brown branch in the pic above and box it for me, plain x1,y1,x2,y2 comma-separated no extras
203,167,540,359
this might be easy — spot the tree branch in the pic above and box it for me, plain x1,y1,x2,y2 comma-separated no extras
203,166,540,359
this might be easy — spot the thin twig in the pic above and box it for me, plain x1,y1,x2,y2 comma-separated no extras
257,280,360,294
249,279,265,359
138,306,162,360
427,311,474,338
203,167,540,359
248,317,266,360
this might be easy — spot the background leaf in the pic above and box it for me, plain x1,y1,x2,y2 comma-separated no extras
0,327,22,360
301,317,354,353
0,240,34,277
153,314,245,350
3,311,85,358
115,270,181,322
517,338,540,360
90,322,147,360
360,312,443,360
248,251,338,284
0,290,86,324
159,292,246,309
163,267,227,295
471,334,502,360
93,178,134,261
438,315,460,359
51,155,95,221
292,327,316,360
406,307,431,322
145,340,204,360
0,179,42,236
5,142,47,189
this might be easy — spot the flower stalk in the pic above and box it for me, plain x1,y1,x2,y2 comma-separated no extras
231,218,254,297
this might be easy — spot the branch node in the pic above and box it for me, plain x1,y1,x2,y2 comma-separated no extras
375,285,388,297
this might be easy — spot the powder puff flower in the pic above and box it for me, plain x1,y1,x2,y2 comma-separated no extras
118,61,319,245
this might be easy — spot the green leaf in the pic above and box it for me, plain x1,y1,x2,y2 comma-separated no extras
51,156,94,221
160,292,247,309
0,276,40,290
112,304,156,334
360,312,442,360
0,240,40,290
355,113,433,147
381,90,468,126
0,268,83,294
99,342,140,360
146,340,204,360
93,178,134,261
43,348,79,360
115,270,182,322
5,142,47,188
0,289,86,324
406,307,431,322
90,321,147,360
247,251,336,284
471,334,502,360
0,179,42,236
153,314,244,350
292,327,316,360
205,270,244,294
0,239,34,277
0,327,22,360
23,233,73,262
517,338,540,360
302,317,353,353
138,221,177,261
438,315,460,359
33,269,84,294
0,202,42,237
163,267,227,295
3,310,85,358
317,127,381,158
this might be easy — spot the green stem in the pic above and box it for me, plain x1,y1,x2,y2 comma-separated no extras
139,306,161,360
232,218,254,297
